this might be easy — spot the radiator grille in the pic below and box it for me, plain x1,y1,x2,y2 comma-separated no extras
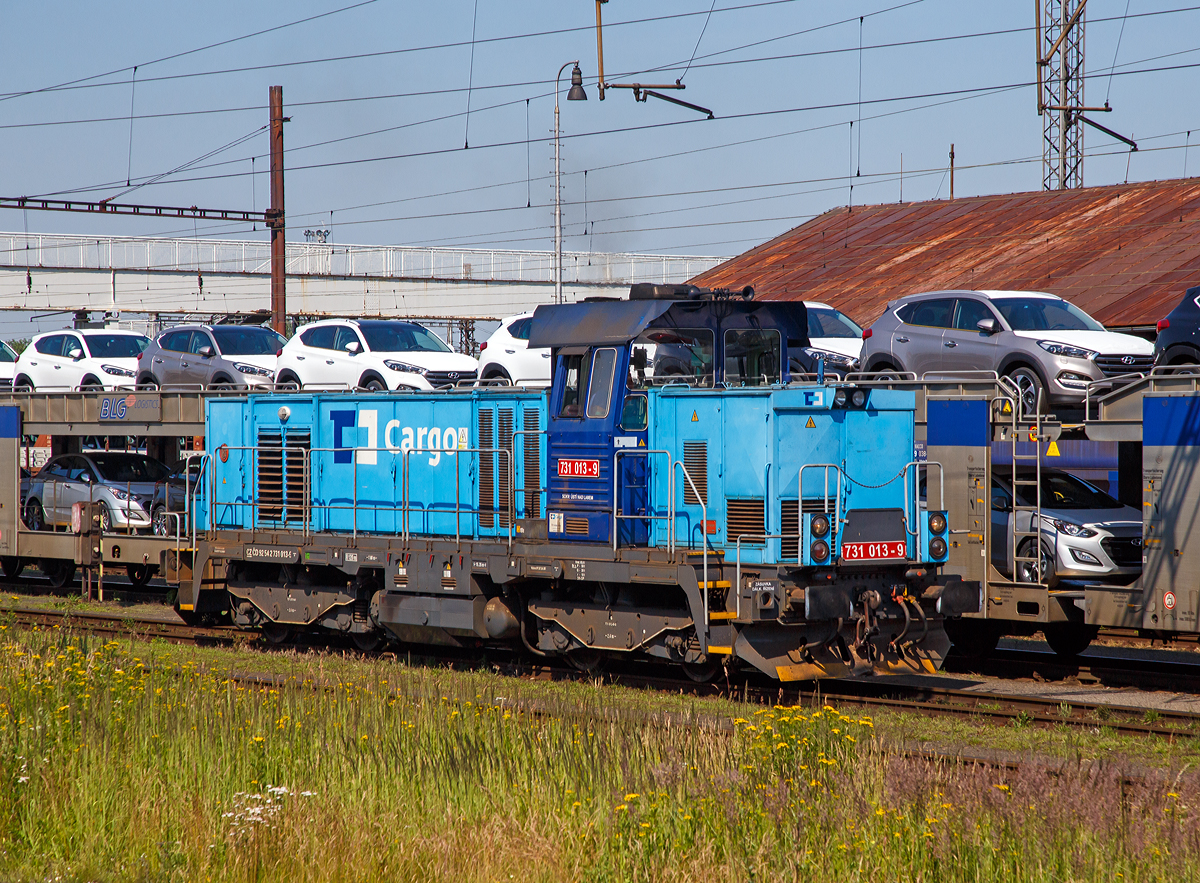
780,499,799,559
478,409,494,528
498,408,514,527
565,517,590,536
726,498,765,540
523,409,541,518
801,497,831,514
257,428,309,524
1094,354,1153,377
682,440,708,506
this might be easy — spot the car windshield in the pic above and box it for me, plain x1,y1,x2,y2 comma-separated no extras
83,334,150,358
359,321,451,353
992,297,1105,332
89,454,170,483
1010,471,1121,510
0,341,16,363
808,307,862,339
212,326,286,356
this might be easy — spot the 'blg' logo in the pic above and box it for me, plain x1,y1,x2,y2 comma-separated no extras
330,409,467,466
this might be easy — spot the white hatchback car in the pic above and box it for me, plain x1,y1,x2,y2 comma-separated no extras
14,329,150,391
477,312,552,386
276,319,478,391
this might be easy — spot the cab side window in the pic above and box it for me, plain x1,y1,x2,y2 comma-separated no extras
559,352,592,417
300,326,337,350
586,348,618,419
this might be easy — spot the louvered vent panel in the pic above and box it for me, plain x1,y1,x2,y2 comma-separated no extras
780,499,799,559
682,440,708,506
283,429,310,524
565,517,590,535
258,430,284,522
801,498,831,514
498,408,514,527
478,409,495,528
523,409,541,518
726,498,765,539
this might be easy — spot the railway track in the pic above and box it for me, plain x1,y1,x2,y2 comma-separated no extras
5,603,1197,741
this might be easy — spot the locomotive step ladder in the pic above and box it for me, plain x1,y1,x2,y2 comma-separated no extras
1010,389,1048,586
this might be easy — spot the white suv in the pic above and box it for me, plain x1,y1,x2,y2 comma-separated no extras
477,312,551,386
14,329,150,391
276,319,478,391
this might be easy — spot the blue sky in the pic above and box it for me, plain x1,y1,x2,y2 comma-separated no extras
2,0,1198,263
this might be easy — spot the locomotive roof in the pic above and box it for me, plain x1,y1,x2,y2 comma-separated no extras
528,295,809,348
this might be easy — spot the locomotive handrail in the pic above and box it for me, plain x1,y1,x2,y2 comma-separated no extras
902,460,944,539
671,459,709,639
511,429,547,525
733,533,791,621
205,444,312,539
612,448,673,554
798,464,842,532
401,446,513,549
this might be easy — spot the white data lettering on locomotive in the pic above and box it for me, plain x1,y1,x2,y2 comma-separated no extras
330,408,467,466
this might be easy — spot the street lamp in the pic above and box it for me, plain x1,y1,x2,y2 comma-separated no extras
555,61,587,305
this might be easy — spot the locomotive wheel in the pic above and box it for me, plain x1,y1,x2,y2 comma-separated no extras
1,557,24,579
351,630,384,652
125,563,154,589
40,560,76,589
568,648,606,674
681,659,721,683
1043,623,1099,658
260,623,293,645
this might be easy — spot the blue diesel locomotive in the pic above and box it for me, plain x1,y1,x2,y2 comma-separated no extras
180,285,979,679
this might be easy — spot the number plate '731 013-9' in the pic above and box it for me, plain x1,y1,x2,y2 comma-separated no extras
840,540,907,561
557,459,600,478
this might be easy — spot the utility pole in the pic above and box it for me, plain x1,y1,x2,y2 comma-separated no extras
949,144,955,199
267,86,287,334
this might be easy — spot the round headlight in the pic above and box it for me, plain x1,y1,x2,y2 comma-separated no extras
851,389,867,407
928,512,947,534
810,539,830,561
929,537,948,559
810,514,830,537
833,389,848,407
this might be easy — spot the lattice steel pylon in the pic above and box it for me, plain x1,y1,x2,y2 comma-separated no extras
1038,0,1088,190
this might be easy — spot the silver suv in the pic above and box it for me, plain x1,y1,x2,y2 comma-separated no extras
861,290,1153,412
138,324,284,390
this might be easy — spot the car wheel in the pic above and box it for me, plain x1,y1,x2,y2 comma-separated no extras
25,499,46,532
276,371,301,390
1043,623,1099,658
481,366,511,385
137,375,160,390
1016,537,1059,588
39,559,76,589
126,563,154,589
14,375,33,392
1166,358,1200,375
80,376,103,392
1005,365,1045,417
152,506,171,537
871,362,900,381
361,376,386,392
0,557,24,579
98,503,114,533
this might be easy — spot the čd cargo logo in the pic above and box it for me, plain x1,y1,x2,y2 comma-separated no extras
330,408,467,466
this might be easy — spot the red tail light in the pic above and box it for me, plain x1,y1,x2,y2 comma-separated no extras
480,341,487,351
276,348,283,357
136,352,143,360
862,328,873,340
1157,318,1170,332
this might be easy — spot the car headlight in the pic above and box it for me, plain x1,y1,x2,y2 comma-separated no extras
109,487,131,501
804,347,858,369
1038,341,1096,359
384,360,428,375
101,364,135,377
1049,518,1097,538
233,363,273,377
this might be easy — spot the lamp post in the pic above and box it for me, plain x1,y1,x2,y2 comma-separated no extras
555,61,587,304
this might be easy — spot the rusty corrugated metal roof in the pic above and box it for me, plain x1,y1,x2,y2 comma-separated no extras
688,178,1200,330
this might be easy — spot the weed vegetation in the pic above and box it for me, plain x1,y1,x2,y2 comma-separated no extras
0,626,1197,881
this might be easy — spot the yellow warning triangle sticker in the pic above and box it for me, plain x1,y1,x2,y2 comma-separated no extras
805,416,816,429
638,438,645,446
1046,441,1061,457
1002,401,1012,414
691,410,699,422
